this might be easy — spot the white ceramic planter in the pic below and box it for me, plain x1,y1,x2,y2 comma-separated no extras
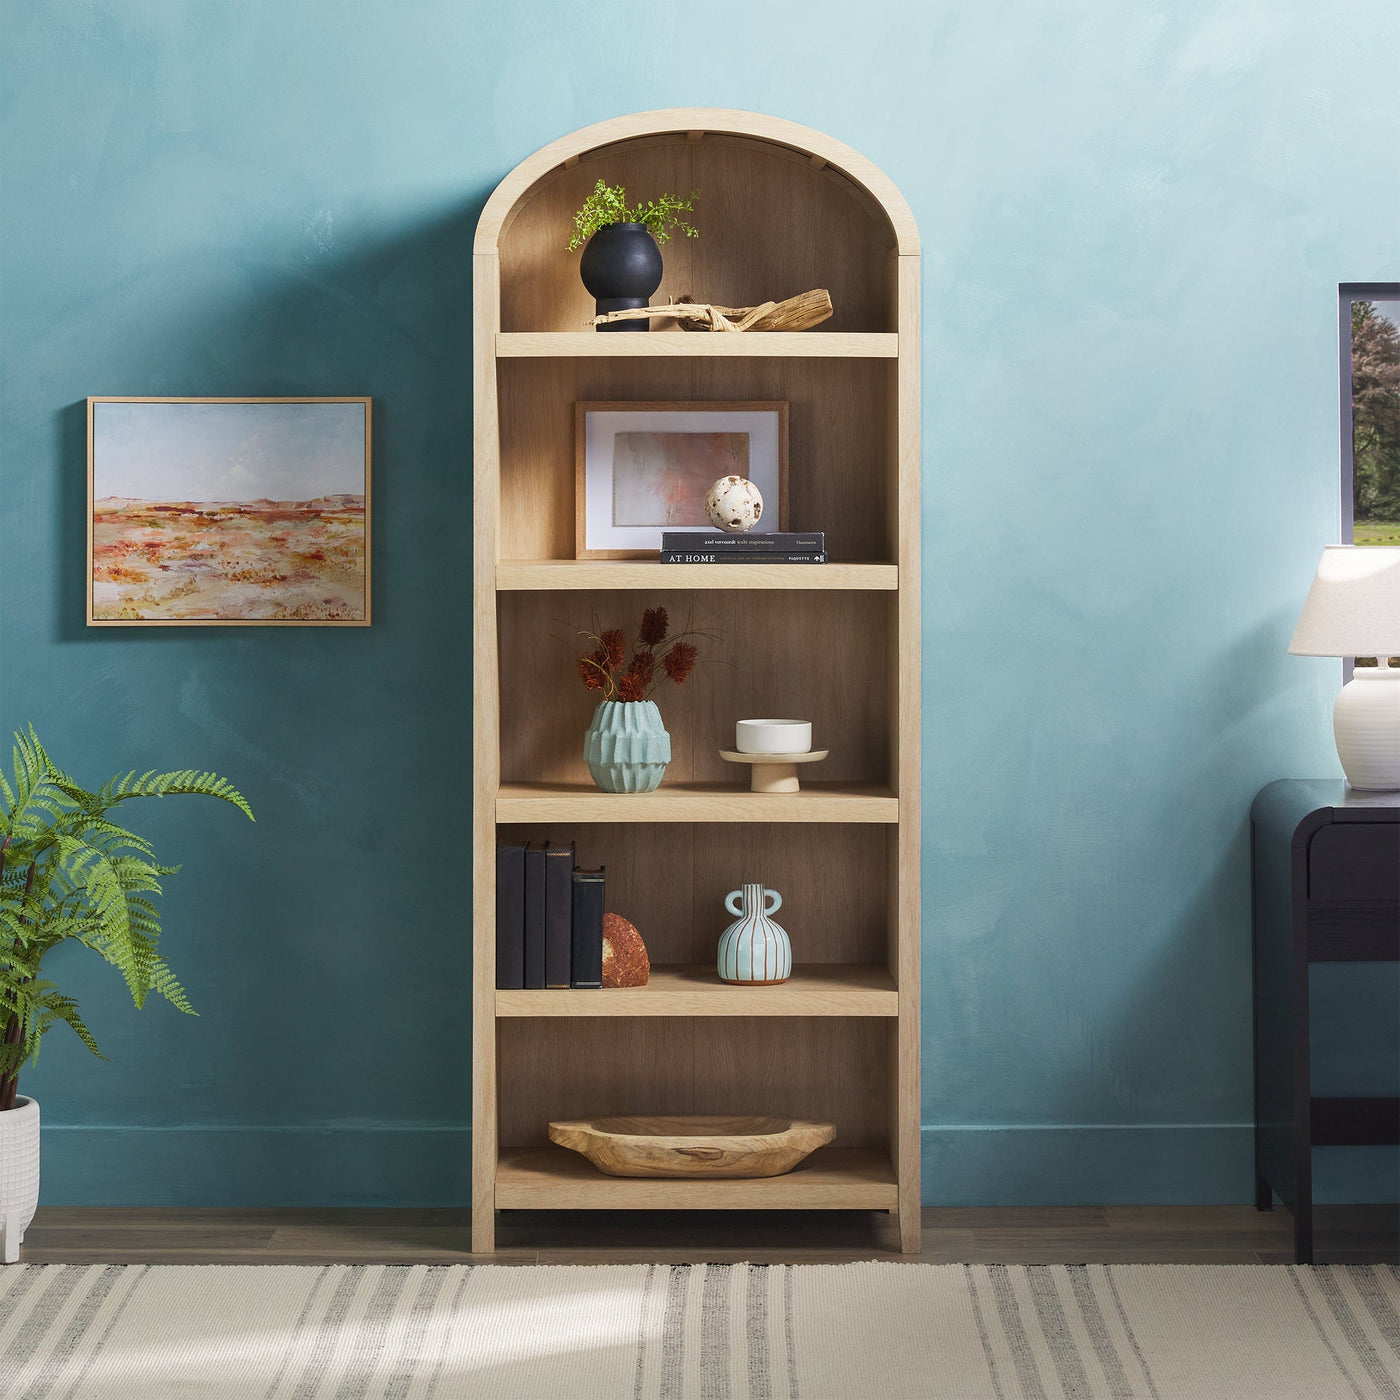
735,719,811,754
1334,667,1400,790
0,1096,40,1264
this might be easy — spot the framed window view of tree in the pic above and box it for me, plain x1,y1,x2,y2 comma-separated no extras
1340,283,1400,547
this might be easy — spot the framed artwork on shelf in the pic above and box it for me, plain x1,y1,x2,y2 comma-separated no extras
575,400,788,558
87,396,371,626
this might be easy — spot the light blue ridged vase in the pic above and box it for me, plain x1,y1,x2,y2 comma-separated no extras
717,883,792,985
583,700,671,793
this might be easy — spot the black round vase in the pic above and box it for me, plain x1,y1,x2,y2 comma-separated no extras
579,222,663,332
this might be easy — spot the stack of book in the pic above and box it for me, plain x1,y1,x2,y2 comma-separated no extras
495,842,606,990
659,530,826,564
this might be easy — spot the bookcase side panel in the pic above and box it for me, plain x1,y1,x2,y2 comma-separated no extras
473,250,503,1251
894,251,922,1247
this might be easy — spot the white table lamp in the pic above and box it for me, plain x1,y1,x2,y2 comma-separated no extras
1288,545,1400,790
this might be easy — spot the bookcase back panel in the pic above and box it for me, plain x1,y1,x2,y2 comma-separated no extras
498,1016,891,1146
497,133,896,334
496,822,889,967
498,589,892,786
498,358,893,562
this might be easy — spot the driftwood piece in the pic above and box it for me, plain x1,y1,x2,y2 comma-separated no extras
589,288,834,332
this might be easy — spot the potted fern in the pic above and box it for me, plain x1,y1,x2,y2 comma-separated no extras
567,179,698,331
0,727,252,1262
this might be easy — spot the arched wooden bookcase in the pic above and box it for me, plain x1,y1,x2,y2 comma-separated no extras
472,109,921,1254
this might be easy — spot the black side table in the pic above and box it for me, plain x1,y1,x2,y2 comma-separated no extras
1251,780,1399,1263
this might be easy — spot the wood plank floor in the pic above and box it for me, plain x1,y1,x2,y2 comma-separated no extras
18,1204,1399,1266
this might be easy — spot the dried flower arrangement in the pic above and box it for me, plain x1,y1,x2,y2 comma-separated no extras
574,606,704,702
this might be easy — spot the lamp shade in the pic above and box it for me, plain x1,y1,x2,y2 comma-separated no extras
1288,546,1400,657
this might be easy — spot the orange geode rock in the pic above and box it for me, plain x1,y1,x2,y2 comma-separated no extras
601,913,650,987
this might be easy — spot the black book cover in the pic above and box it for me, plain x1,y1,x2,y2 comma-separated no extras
494,844,525,990
523,842,546,990
570,865,606,989
661,530,824,552
543,841,574,988
660,551,826,565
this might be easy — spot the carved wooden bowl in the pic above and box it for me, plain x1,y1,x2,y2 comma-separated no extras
548,1115,835,1178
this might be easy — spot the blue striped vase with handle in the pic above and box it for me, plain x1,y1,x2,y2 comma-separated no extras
717,883,791,985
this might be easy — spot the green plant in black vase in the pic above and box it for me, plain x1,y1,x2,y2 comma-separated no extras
567,180,699,332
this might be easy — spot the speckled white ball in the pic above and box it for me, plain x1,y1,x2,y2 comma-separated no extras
704,476,764,533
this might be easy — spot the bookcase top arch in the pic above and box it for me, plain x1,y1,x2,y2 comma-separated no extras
474,107,919,258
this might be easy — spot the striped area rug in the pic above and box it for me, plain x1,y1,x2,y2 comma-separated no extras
1,1261,1398,1399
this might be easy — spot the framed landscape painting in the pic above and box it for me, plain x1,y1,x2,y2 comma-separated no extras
575,401,788,558
88,397,371,626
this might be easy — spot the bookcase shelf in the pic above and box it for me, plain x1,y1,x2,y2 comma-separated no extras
495,782,899,824
495,331,899,358
495,1144,898,1210
496,963,898,1017
496,560,899,591
474,108,921,1255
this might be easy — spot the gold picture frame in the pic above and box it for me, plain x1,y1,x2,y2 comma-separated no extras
87,396,371,626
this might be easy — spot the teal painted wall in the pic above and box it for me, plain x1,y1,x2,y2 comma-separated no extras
2,0,1396,1206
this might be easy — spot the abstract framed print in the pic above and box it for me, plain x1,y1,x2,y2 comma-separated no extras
575,401,788,558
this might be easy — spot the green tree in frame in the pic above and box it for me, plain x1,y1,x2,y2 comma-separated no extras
1351,300,1400,540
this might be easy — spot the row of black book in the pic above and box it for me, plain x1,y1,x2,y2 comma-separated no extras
658,530,826,565
495,842,606,990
